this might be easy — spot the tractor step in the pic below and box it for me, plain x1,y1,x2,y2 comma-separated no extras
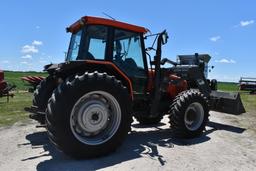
210,91,246,115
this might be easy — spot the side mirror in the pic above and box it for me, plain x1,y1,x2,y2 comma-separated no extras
161,31,168,45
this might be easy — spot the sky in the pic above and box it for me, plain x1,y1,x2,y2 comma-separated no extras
0,0,255,82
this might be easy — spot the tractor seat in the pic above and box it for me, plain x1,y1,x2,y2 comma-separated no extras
114,58,139,76
122,58,139,75
124,58,137,68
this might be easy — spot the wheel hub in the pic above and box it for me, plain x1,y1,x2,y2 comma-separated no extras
91,113,99,121
76,100,109,136
70,91,121,145
184,102,204,131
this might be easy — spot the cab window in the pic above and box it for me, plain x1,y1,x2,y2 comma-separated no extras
113,29,145,76
78,25,108,60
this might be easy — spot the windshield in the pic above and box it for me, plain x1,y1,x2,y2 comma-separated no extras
66,25,108,61
66,30,82,61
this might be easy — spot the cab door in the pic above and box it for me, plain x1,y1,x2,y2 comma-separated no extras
112,29,148,94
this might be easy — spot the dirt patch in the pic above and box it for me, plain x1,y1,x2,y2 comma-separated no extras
0,111,256,171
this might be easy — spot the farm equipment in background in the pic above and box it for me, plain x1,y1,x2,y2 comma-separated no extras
27,16,245,158
239,77,256,94
21,76,45,92
0,70,16,102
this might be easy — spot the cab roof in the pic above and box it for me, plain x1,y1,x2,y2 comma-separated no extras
66,16,148,34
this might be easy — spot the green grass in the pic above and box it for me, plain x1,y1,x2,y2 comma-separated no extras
4,71,48,91
240,93,256,112
0,71,47,126
218,82,239,91
0,92,32,127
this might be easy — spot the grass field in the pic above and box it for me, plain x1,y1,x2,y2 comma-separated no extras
4,71,48,91
0,71,255,127
218,82,239,91
0,71,47,126
0,92,32,126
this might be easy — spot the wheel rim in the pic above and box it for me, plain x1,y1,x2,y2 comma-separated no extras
184,102,204,131
70,91,121,145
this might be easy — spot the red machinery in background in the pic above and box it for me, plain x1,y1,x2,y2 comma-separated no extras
0,70,15,102
21,76,45,92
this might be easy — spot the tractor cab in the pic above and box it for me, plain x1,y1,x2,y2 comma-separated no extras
65,16,151,94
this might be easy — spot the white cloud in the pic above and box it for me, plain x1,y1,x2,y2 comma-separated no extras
21,61,28,64
21,54,32,59
21,45,38,54
240,20,254,27
210,36,221,42
21,40,42,54
32,40,43,46
215,58,236,64
1,60,9,64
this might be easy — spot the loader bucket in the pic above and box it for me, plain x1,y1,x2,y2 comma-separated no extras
210,91,246,115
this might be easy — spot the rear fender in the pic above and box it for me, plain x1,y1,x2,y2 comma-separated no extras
85,60,133,100
46,60,133,100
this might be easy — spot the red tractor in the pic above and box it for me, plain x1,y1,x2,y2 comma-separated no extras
31,16,245,158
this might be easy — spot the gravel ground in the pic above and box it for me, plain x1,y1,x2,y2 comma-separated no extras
0,111,256,171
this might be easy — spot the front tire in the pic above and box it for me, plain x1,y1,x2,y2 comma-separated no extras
169,90,209,138
46,72,131,158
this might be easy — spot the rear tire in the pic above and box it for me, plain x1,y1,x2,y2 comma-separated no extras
33,76,57,111
46,72,131,158
169,90,209,138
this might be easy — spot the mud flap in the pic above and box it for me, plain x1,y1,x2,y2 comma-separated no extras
210,91,246,115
